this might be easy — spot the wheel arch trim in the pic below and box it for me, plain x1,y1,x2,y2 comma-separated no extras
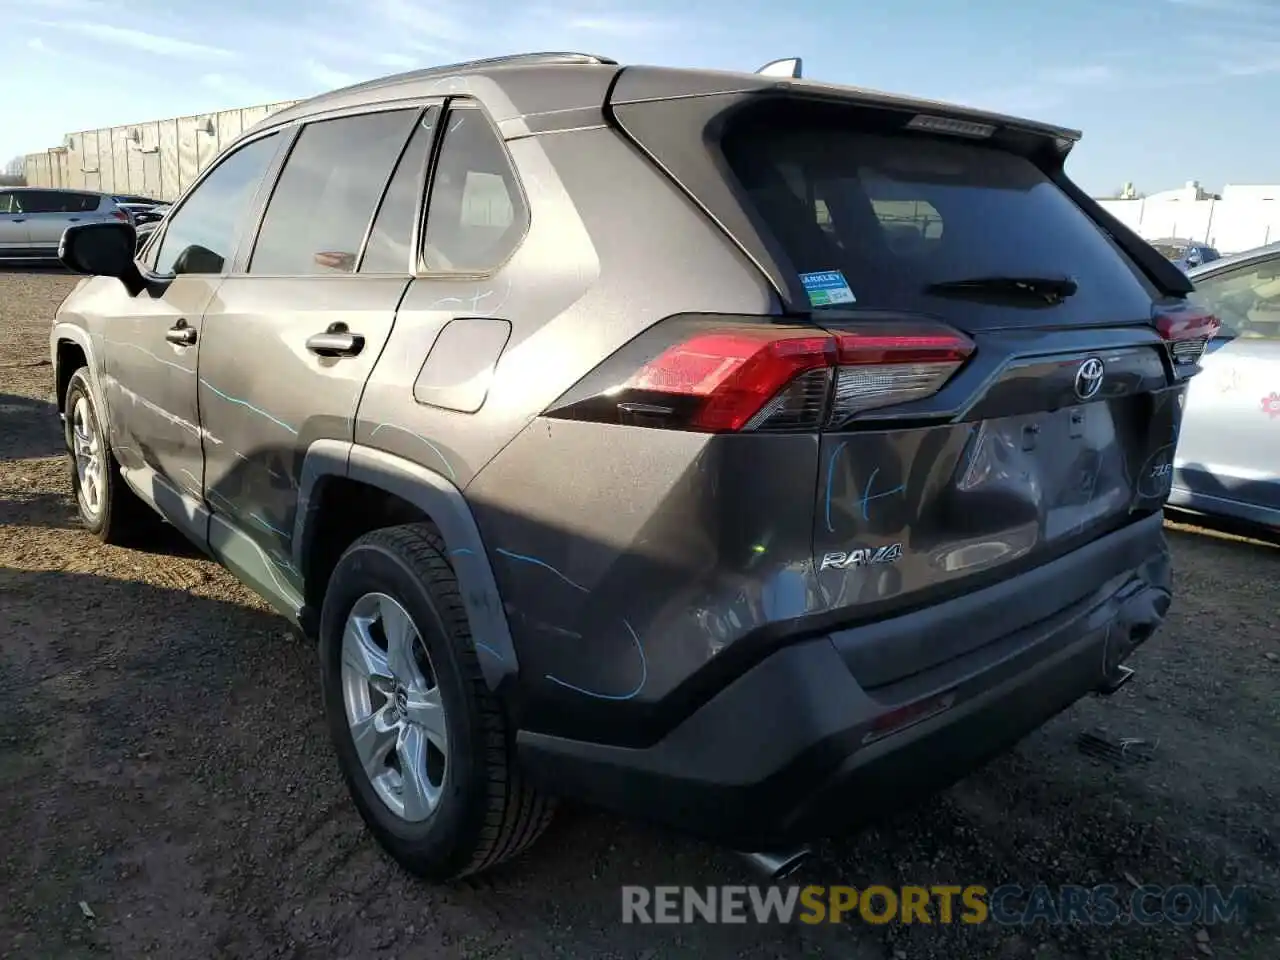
50,322,106,416
294,439,519,690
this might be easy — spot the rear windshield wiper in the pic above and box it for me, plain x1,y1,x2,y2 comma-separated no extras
925,275,1079,305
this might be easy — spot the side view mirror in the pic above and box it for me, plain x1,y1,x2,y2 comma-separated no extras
60,221,136,276
171,244,224,275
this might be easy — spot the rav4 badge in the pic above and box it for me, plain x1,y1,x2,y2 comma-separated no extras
820,543,904,571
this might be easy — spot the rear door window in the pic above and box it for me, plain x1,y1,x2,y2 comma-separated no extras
360,107,439,274
249,109,418,276
421,104,527,273
720,103,1157,327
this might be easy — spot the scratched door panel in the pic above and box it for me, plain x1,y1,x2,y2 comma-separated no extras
88,274,219,530
197,275,407,600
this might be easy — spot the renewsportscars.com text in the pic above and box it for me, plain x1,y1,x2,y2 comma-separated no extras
621,883,1248,926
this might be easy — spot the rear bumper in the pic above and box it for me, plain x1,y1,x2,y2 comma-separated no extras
516,513,1172,849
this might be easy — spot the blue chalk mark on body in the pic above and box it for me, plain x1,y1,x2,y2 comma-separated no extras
824,443,906,526
824,441,848,532
368,423,456,481
200,380,297,435
495,547,648,700
495,548,589,593
473,641,505,662
859,467,906,521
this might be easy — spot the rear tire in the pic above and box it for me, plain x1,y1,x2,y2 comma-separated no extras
319,522,554,881
63,368,156,545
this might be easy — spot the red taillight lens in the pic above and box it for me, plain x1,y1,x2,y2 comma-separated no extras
111,209,131,222
1154,304,1219,372
629,330,834,431
544,316,973,433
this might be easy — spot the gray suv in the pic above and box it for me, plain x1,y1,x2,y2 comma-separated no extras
0,187,133,262
50,52,1216,882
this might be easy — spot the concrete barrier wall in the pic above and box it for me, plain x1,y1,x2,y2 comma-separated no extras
22,102,297,202
1098,196,1280,255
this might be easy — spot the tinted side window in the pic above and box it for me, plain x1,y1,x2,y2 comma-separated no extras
16,191,58,214
422,106,527,273
250,110,418,276
360,107,439,274
1190,259,1280,341
155,133,280,276
0,192,14,214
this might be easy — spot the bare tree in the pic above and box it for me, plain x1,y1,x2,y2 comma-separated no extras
0,156,26,185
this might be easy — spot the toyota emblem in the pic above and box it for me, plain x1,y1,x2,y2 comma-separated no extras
1074,357,1104,401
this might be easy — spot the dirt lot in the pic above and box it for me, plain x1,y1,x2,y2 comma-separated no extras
1,268,1278,960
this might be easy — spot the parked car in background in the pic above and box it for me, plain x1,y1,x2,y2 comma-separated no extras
0,187,133,262
1150,237,1221,273
50,50,1210,883
116,200,170,227
1170,242,1280,530
133,218,161,253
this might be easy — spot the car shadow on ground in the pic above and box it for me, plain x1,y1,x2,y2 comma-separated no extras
2,561,1273,960
0,263,70,274
0,391,64,462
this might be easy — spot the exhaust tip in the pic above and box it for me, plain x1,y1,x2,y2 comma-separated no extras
736,848,811,881
1097,663,1135,696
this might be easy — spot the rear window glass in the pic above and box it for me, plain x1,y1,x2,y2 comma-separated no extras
1152,244,1187,260
720,104,1155,323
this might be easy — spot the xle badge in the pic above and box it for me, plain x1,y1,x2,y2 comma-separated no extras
820,543,904,571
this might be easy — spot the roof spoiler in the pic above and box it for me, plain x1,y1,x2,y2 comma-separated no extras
755,58,802,79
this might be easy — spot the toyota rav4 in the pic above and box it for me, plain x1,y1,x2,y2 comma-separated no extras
50,52,1215,882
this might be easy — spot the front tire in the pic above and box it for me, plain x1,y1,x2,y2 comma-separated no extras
63,368,154,544
319,523,554,881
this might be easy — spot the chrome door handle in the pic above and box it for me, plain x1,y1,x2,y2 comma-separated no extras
166,321,197,346
306,324,364,358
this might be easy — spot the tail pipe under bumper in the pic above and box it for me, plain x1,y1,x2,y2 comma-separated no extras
1095,583,1171,696
736,848,812,881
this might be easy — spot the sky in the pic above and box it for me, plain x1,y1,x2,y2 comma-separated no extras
4,0,1280,195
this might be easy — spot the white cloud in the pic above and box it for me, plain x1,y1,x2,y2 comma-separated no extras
1039,65,1114,86
374,52,420,69
1168,0,1269,10
27,37,48,52
46,22,235,60
565,15,678,35
366,0,473,45
305,60,360,89
200,73,280,106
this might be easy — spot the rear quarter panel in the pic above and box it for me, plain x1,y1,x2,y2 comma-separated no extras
355,124,777,486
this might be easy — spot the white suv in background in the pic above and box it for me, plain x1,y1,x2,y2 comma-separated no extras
0,187,134,263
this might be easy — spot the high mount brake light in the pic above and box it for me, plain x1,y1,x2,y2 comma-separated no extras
545,317,974,433
1154,305,1219,373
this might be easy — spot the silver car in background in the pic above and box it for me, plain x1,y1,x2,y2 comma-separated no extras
1171,242,1280,529
0,187,134,263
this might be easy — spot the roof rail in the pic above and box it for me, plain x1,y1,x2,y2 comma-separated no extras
441,52,618,69
310,51,619,100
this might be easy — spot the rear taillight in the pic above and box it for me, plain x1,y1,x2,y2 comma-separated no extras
544,315,974,433
1154,303,1218,373
111,209,131,222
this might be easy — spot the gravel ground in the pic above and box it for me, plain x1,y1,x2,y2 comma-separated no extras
1,268,1278,960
